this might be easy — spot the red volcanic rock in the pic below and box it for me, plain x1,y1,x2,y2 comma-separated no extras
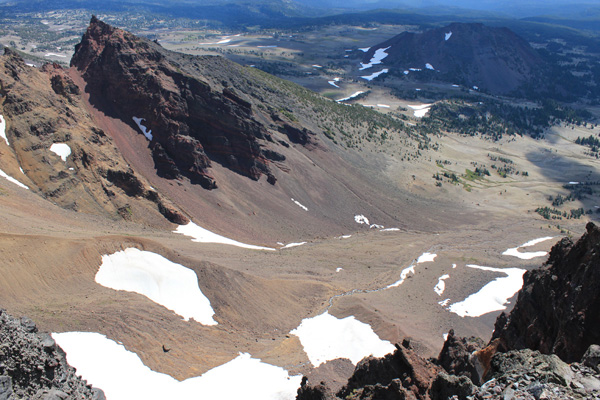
71,16,289,189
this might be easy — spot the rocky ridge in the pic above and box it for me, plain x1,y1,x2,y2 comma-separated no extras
70,16,318,189
297,223,600,399
0,47,187,225
0,309,104,400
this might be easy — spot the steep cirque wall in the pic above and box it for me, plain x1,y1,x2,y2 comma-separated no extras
71,16,300,189
0,47,187,225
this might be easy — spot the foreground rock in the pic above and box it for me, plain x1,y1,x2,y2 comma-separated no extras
0,309,104,399
297,224,600,400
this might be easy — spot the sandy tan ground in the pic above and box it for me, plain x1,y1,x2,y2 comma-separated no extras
1,68,598,384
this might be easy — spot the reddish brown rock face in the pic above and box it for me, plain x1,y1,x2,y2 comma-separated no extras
492,222,600,363
71,16,280,189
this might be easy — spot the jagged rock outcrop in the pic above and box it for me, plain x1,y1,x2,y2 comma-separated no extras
492,222,600,363
0,309,104,399
436,330,485,385
0,47,187,225
71,16,310,189
298,340,443,400
365,23,545,95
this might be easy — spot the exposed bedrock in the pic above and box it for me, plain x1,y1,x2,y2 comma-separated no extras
71,17,307,188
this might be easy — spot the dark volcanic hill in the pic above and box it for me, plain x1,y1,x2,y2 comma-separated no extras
364,22,546,95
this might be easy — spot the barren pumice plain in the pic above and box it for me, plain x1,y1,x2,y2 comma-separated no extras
0,1,600,399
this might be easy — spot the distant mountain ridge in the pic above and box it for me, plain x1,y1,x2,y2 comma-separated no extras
364,22,546,96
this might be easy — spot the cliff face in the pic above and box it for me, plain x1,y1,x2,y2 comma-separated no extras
71,16,295,189
366,23,545,95
0,47,187,225
492,222,600,363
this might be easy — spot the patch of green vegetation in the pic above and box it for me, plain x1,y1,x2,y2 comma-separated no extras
575,135,600,158
536,206,589,220
279,108,297,122
245,65,427,152
415,98,592,141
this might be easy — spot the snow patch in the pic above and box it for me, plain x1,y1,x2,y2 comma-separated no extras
50,143,71,162
358,47,371,52
291,198,308,211
336,91,365,102
52,332,301,400
438,298,451,307
328,81,340,88
380,228,400,232
336,267,343,272
386,252,436,289
0,115,7,145
354,215,369,225
426,63,435,70
369,224,384,229
257,45,277,48
44,53,67,58
359,46,391,71
434,274,450,296
312,65,322,68
290,312,395,367
417,252,437,263
174,221,275,251
281,242,307,249
96,248,216,325
447,265,526,317
361,69,388,81
386,265,415,289
445,32,453,41
408,104,432,118
0,169,28,189
377,104,390,108
132,117,153,141
502,237,554,260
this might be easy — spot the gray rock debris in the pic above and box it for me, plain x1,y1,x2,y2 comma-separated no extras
0,309,105,399
583,345,600,373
